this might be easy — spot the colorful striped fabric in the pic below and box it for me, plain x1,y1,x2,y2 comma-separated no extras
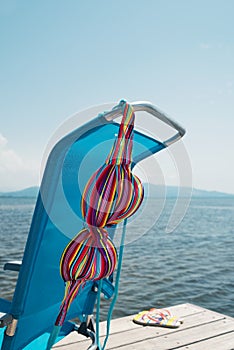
105,101,134,165
55,228,117,326
54,100,144,329
82,101,144,227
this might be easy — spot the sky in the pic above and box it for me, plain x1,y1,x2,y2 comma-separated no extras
0,0,234,193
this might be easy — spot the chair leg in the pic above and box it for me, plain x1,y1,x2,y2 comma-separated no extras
75,315,98,350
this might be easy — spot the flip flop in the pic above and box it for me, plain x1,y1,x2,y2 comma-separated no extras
133,308,183,328
148,308,184,324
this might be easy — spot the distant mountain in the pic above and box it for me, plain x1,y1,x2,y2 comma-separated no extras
144,184,234,198
190,187,234,198
0,185,233,198
0,186,39,198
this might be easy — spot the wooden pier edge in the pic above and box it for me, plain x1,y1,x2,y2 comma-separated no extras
53,303,234,350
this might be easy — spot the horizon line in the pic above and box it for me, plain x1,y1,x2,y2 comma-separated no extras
0,184,234,197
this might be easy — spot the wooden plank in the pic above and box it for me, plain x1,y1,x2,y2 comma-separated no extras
104,309,227,348
178,331,234,349
53,303,202,348
53,304,234,350
113,318,234,350
54,304,205,348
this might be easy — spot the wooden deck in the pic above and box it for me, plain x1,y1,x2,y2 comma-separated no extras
53,303,234,349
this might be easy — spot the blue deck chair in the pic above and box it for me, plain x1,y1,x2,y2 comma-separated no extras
0,101,185,350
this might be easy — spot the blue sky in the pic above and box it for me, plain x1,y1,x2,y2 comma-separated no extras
0,0,234,193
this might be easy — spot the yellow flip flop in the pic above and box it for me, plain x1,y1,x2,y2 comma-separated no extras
133,308,182,328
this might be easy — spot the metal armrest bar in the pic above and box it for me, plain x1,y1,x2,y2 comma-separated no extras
4,261,22,272
103,101,185,146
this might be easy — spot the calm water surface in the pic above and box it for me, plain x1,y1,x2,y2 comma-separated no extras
0,196,234,319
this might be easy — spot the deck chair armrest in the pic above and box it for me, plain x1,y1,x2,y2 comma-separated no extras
4,260,22,272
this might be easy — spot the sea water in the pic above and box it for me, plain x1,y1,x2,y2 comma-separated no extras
0,196,234,319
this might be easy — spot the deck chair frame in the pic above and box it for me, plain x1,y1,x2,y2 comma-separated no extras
0,101,185,350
